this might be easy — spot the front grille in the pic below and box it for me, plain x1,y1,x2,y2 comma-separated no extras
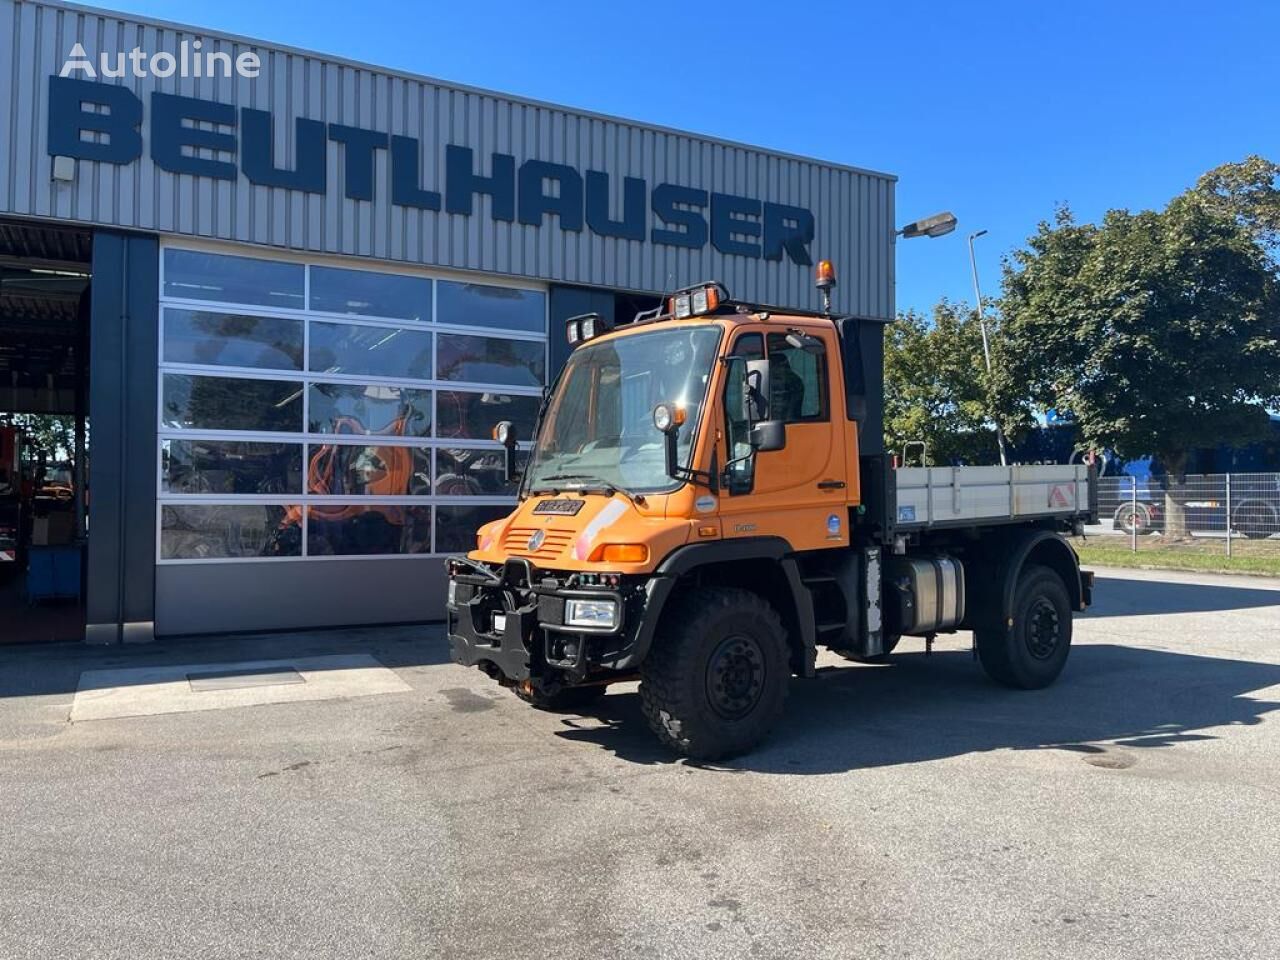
502,526,575,562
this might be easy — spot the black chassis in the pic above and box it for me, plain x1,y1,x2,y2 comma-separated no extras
445,556,652,689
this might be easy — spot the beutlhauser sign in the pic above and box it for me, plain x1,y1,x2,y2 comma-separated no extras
47,76,817,266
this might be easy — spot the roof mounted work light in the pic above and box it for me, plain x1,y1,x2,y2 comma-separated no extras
668,281,729,320
565,312,613,346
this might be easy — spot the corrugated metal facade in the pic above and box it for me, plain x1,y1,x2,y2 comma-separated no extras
1,0,896,317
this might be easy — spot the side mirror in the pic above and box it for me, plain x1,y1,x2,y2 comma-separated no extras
749,420,786,452
745,358,770,421
492,420,519,482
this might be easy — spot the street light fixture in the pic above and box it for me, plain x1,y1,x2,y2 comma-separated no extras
897,211,958,239
967,229,1010,466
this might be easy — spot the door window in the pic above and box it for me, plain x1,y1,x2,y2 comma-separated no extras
765,332,827,422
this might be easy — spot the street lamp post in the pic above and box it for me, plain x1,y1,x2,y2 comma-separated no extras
967,229,1010,467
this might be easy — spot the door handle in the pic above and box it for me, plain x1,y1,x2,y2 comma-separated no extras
817,480,846,490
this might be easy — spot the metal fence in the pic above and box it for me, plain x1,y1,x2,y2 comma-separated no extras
1089,473,1280,556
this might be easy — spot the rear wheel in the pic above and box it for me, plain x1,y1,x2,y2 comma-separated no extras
1233,503,1275,540
640,587,789,761
513,683,606,712
1114,502,1154,536
976,564,1072,689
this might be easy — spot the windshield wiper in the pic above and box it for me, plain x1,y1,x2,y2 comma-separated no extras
528,473,593,496
530,474,647,506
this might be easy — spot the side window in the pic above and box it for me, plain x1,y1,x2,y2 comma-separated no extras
724,333,764,491
765,332,827,422
737,333,766,362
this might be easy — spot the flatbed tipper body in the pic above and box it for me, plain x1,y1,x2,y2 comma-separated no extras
893,464,1094,529
446,271,1096,759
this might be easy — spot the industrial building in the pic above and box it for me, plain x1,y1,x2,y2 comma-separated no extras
0,0,895,642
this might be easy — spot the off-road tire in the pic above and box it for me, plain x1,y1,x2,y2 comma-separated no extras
976,564,1072,689
514,683,607,712
639,587,789,761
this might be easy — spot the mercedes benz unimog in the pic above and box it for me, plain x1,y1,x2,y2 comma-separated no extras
446,264,1096,759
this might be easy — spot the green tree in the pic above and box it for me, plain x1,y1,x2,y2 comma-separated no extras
0,413,79,461
1194,155,1280,257
884,299,1025,465
996,191,1280,534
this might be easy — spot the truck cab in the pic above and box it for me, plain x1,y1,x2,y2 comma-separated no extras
447,270,1094,759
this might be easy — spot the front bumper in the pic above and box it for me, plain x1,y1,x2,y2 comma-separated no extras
445,557,654,684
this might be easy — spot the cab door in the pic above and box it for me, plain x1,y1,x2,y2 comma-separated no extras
717,328,849,552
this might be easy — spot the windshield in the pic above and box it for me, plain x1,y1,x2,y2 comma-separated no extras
525,325,721,494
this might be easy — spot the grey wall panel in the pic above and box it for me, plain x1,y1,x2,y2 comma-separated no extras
155,559,447,635
86,230,158,643
3,0,896,319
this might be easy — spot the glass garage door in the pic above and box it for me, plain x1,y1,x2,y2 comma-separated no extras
156,245,545,565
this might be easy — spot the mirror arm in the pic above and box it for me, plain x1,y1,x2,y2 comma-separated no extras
720,451,754,483
662,430,679,482
663,432,718,493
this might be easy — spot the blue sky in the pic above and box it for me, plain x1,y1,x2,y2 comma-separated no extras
98,0,1279,315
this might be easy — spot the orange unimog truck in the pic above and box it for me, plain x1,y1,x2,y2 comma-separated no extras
446,265,1096,759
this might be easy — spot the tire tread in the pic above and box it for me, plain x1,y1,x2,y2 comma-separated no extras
640,587,788,760
976,564,1071,690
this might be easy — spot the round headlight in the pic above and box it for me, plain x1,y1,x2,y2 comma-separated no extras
653,403,674,433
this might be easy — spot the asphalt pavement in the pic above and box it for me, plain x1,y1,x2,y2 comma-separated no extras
2,567,1278,960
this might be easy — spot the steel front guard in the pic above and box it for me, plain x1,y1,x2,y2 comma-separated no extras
445,557,636,684
446,557,539,682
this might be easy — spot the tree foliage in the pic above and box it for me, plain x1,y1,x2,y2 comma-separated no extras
995,171,1280,531
1194,155,1280,258
884,299,1024,464
0,414,79,461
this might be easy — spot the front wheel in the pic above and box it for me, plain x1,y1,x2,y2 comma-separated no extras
640,587,790,761
976,564,1072,689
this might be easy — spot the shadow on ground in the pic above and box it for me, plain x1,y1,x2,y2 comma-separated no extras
555,643,1280,773
1085,575,1280,618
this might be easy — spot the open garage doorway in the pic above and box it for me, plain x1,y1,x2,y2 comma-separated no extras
0,220,91,644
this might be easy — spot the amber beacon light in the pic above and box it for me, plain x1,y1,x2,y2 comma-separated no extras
815,260,837,311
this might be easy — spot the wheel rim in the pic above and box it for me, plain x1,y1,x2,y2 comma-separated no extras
705,633,766,720
1025,598,1061,660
